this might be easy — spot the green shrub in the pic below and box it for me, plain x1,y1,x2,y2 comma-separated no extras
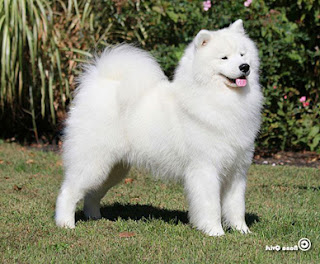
0,0,319,152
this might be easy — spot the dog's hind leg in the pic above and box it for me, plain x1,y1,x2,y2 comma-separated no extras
55,152,118,229
83,163,130,220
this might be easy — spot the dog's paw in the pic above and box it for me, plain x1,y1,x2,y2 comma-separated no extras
203,226,225,237
239,226,251,234
232,222,251,234
207,230,225,237
84,207,102,220
55,218,76,229
84,212,102,220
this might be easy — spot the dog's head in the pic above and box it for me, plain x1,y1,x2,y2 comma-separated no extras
180,20,259,89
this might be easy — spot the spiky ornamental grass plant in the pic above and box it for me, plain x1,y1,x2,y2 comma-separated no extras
1,0,53,140
0,0,93,141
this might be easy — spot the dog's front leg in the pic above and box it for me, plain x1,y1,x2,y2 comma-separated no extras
221,166,251,234
184,166,224,236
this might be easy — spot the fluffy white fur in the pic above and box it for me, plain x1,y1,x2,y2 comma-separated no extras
55,20,263,236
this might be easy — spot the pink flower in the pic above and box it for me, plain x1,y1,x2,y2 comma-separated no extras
203,0,211,11
303,101,309,107
273,85,277,89
299,96,306,102
284,95,287,99
244,0,252,7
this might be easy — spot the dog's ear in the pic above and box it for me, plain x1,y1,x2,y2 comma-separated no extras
194,30,211,48
229,19,245,34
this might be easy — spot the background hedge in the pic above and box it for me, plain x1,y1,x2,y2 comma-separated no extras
0,0,319,152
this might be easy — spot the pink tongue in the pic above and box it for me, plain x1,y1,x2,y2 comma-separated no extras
236,78,247,87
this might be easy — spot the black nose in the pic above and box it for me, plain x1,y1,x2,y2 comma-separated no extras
239,63,250,73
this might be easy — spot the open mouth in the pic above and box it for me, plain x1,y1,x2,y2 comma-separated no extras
221,75,247,88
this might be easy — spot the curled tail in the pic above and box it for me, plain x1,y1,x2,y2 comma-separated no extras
78,44,168,94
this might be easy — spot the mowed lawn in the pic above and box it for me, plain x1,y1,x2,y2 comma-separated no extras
0,142,319,263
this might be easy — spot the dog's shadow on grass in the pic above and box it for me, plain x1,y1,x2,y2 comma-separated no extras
75,203,260,227
75,203,188,225
245,213,260,227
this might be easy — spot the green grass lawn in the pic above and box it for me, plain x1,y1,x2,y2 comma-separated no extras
0,142,319,263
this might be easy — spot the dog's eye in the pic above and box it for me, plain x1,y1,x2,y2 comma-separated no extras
240,53,245,57
221,56,228,60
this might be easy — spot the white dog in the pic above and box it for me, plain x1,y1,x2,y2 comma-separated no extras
55,20,263,236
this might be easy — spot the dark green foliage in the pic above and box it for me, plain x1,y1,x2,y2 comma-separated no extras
0,0,319,152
